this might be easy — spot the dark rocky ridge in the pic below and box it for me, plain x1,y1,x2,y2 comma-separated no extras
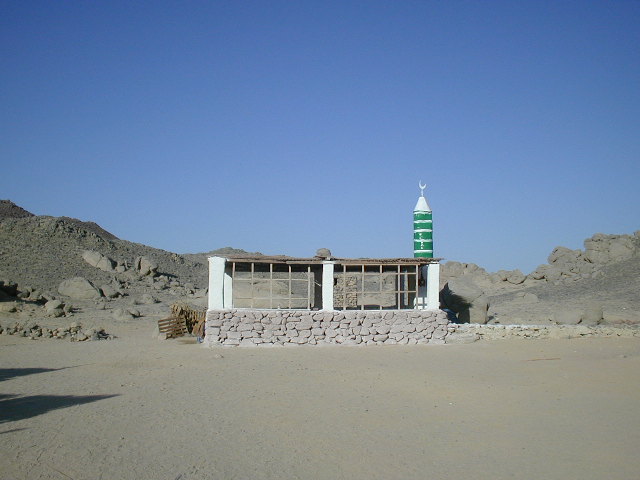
0,199,35,219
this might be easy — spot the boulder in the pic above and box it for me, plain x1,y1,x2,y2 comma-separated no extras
529,264,563,282
506,269,526,285
548,246,582,266
58,277,102,299
528,266,547,280
44,299,65,317
490,270,510,283
581,303,603,326
442,261,465,278
513,292,538,303
0,302,18,313
440,277,489,324
584,233,636,264
82,250,102,267
82,250,116,272
553,309,581,325
96,256,116,272
112,308,140,322
135,256,158,276
27,290,45,303
442,262,489,283
315,248,332,259
100,284,120,298
138,293,159,305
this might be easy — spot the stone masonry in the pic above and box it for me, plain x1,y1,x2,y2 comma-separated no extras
204,309,450,347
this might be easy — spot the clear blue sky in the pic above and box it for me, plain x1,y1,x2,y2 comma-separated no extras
2,1,639,273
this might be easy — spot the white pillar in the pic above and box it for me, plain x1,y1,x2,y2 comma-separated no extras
416,263,440,310
208,256,226,310
322,261,335,310
426,263,440,310
223,267,233,308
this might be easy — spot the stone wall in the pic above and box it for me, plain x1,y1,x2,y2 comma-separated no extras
446,323,640,343
204,309,450,347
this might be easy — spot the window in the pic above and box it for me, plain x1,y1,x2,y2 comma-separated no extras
333,264,420,310
230,262,321,309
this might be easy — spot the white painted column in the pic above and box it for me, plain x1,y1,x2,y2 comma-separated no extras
416,263,441,310
426,263,440,310
208,256,226,310
223,266,233,309
322,261,335,310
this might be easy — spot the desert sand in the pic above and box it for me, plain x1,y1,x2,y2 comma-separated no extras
2,317,640,480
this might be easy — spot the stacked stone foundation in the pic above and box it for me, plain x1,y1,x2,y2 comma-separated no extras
205,309,449,347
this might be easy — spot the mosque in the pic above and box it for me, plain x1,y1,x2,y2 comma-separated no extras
206,184,440,312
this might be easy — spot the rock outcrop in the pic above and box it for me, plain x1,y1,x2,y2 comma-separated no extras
58,277,102,300
134,256,158,277
440,277,489,324
439,231,640,325
82,250,116,272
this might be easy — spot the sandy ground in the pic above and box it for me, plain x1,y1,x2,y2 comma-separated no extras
1,318,640,480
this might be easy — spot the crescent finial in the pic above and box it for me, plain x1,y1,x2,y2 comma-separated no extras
419,181,426,196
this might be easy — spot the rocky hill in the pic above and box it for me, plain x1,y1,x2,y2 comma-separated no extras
1,200,638,331
0,212,208,294
0,201,270,329
0,199,35,219
440,231,640,325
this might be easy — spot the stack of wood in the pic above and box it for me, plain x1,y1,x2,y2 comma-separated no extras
170,303,206,334
157,303,206,339
157,316,188,339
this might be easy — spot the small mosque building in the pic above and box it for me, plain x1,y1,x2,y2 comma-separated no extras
204,184,448,347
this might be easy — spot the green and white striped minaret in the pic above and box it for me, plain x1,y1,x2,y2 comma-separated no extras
413,181,433,258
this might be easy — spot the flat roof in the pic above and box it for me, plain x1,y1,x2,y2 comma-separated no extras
210,255,441,265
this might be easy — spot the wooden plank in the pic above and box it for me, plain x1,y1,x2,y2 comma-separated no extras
158,316,188,338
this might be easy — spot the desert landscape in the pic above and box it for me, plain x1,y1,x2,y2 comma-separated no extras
4,1,639,477
1,200,639,479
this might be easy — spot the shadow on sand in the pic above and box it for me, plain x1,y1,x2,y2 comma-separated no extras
0,393,120,423
0,427,26,435
0,367,83,382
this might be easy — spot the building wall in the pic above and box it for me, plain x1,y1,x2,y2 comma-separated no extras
208,257,441,311
204,309,450,347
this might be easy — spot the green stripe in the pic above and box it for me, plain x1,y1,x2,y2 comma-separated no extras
413,212,432,221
